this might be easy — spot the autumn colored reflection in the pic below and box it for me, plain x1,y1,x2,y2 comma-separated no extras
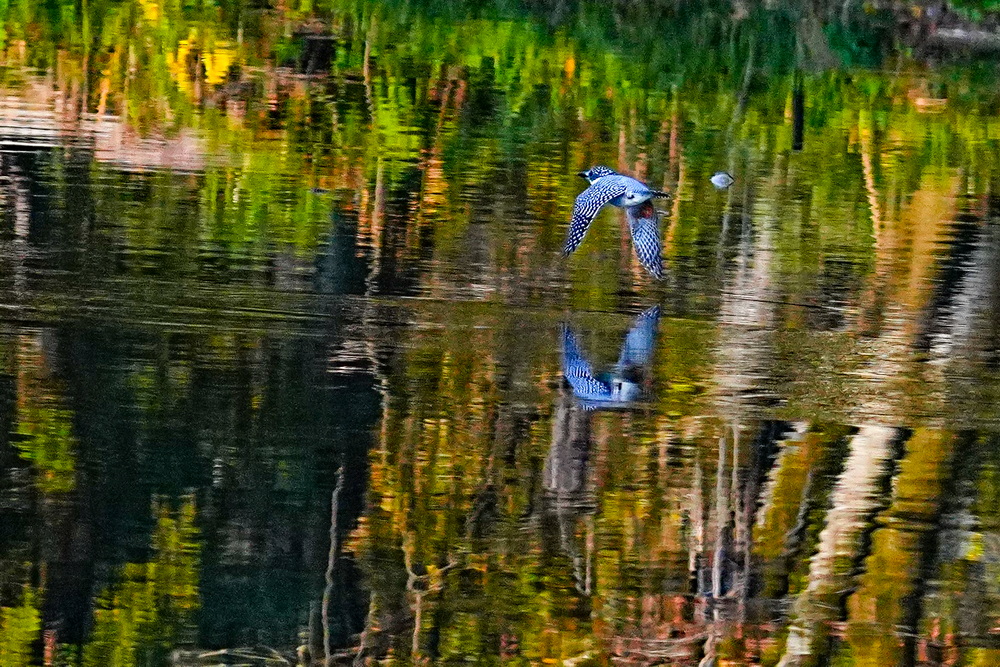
1,0,1000,665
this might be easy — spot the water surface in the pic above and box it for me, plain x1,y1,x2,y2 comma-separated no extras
1,1,1000,665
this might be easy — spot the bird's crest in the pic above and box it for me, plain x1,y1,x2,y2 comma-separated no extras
586,165,617,180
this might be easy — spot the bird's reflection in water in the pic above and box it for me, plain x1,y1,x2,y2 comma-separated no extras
561,305,660,409
539,306,661,596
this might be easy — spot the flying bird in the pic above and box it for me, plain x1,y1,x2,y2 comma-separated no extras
561,305,660,410
564,166,669,279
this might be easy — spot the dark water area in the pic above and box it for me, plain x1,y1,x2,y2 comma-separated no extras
2,0,1000,665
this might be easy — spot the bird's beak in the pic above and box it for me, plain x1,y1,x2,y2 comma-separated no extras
576,171,589,180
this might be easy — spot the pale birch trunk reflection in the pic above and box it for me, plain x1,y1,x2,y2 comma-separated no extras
541,386,597,596
777,424,898,666
699,157,779,663
776,170,960,665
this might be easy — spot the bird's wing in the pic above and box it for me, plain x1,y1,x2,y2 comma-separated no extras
617,305,661,369
563,178,627,256
626,201,664,278
562,324,611,399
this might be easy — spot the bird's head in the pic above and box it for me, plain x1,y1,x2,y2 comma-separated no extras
578,165,617,183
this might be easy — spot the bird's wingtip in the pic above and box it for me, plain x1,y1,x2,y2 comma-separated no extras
644,263,664,280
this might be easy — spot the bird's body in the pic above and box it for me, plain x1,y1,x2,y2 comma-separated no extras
577,166,667,208
562,306,660,410
564,165,668,279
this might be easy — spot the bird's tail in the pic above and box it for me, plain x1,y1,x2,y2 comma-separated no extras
651,190,671,199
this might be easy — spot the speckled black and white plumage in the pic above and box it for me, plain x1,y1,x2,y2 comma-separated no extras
625,200,664,279
616,305,660,369
561,324,611,400
579,165,619,183
563,177,627,256
564,166,669,278
561,305,661,409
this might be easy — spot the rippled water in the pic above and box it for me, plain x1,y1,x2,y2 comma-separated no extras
2,2,1000,666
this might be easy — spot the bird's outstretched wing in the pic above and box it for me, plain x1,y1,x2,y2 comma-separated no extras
561,324,611,399
625,200,663,278
563,178,627,256
617,305,661,370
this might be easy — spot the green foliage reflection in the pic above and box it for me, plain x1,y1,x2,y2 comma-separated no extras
83,498,200,667
0,588,41,667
